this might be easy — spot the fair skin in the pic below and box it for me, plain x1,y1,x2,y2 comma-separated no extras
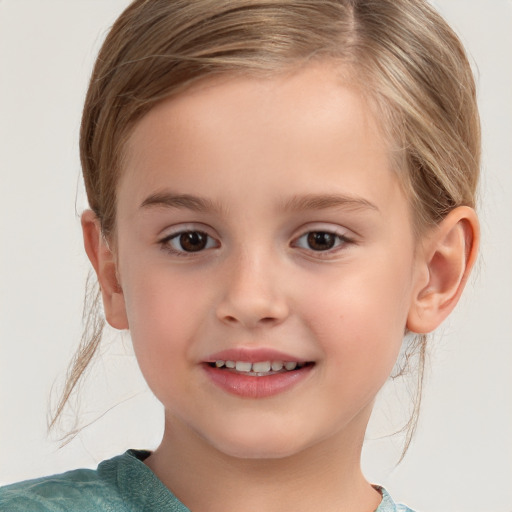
83,63,478,512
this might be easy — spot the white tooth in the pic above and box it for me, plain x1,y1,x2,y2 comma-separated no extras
271,361,284,371
215,360,225,368
225,360,236,368
252,361,271,373
235,361,252,372
284,361,297,371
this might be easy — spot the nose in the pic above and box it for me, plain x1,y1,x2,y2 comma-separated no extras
215,250,290,329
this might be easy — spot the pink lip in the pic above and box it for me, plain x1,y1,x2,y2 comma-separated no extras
205,347,308,364
203,364,313,398
202,347,314,399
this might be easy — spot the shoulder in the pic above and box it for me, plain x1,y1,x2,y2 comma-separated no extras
0,469,113,511
0,451,144,512
0,450,189,512
375,486,417,512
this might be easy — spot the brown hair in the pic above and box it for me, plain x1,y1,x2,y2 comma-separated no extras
51,0,480,455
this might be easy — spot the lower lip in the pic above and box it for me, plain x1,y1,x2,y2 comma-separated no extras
203,364,314,398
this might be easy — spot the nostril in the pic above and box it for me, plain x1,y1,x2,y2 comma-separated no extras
220,314,279,326
216,295,289,328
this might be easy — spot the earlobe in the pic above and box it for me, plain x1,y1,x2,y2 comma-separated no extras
81,210,129,330
407,206,479,334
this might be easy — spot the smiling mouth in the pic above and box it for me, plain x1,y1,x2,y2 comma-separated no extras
207,360,314,376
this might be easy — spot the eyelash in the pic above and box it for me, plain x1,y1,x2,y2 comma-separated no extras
158,229,354,257
159,230,218,256
292,230,354,255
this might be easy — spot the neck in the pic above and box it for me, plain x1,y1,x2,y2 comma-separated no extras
146,413,381,512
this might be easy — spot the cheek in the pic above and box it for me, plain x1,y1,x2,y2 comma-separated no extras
119,264,211,380
298,255,414,372
123,256,206,326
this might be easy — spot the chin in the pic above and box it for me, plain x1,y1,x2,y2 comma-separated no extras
217,442,305,460
206,425,312,460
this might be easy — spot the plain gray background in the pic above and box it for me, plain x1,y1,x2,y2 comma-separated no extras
1,1,511,511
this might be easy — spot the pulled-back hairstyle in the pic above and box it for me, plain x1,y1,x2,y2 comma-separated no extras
52,0,480,456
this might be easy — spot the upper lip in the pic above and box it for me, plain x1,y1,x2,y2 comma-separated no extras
205,347,310,364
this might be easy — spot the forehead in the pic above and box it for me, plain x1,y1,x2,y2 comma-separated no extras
119,62,399,215
125,61,382,147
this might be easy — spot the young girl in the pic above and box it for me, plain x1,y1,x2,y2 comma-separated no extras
0,1,482,511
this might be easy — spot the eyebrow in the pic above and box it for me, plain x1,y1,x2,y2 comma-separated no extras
140,192,225,214
140,191,379,215
282,194,380,213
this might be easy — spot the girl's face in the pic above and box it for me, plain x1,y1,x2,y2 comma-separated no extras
113,63,423,459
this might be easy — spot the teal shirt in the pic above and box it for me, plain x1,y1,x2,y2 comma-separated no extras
0,450,415,511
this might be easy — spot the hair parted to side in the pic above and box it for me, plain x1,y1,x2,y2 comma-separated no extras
51,0,480,456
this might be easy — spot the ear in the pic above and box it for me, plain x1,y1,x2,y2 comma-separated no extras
81,210,129,330
407,206,479,334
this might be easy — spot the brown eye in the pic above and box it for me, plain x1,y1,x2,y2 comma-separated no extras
306,232,336,251
163,230,217,254
178,231,208,252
